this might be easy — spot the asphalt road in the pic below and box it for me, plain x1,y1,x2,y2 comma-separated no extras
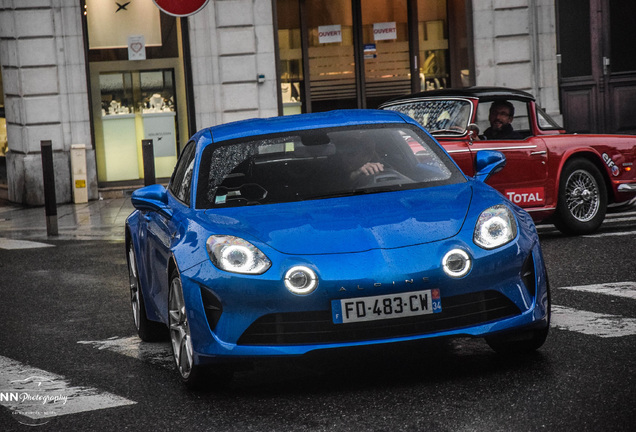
1,209,635,431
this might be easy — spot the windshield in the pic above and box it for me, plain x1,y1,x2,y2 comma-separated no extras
384,99,472,135
196,125,465,209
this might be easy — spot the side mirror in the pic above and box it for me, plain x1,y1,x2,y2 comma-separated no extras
467,123,480,142
131,184,173,219
474,150,506,183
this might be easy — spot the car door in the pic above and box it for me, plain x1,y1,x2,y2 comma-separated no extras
470,100,550,209
145,141,197,321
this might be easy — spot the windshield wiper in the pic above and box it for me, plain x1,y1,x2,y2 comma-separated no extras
304,186,399,201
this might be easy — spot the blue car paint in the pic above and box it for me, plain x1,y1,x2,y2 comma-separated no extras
126,109,549,364
202,183,473,255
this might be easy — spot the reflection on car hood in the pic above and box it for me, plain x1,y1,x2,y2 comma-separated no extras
204,183,472,255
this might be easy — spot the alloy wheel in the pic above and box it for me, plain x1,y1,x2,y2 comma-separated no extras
169,276,194,379
128,246,141,330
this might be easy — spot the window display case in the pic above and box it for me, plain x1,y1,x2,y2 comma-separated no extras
97,69,178,182
99,72,138,181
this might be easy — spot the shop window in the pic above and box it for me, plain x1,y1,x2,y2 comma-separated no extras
362,0,410,108
306,0,356,111
83,0,188,184
417,0,450,90
97,70,178,182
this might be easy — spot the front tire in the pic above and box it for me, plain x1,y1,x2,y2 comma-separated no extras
168,269,233,390
128,243,166,342
554,158,607,235
486,284,551,355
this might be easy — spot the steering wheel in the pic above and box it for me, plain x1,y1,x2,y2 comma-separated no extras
354,168,405,188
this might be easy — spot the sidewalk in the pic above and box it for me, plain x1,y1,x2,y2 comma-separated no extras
0,197,134,241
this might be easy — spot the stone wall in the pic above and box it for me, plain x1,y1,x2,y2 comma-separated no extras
187,0,279,129
472,0,561,119
0,0,96,205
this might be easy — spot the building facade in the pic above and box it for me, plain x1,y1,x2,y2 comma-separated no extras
0,0,562,205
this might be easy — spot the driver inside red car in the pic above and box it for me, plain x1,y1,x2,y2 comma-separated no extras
483,100,523,140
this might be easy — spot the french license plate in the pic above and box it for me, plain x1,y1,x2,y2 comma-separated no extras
332,289,441,324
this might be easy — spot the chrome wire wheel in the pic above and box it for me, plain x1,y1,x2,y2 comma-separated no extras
128,245,141,331
169,275,194,379
564,169,600,223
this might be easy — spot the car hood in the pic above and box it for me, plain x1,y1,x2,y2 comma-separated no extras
204,183,472,255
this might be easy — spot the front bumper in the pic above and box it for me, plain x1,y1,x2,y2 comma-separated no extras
178,228,549,364
617,183,636,193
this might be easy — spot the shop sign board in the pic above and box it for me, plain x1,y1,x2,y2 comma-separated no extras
128,36,146,61
364,44,377,59
318,25,342,44
143,113,177,158
153,0,209,16
86,0,161,49
373,22,397,40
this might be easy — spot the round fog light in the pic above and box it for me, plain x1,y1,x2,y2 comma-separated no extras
284,266,318,295
442,249,471,278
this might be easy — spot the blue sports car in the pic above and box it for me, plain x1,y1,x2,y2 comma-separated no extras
126,109,550,388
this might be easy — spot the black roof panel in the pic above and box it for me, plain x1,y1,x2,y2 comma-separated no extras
381,87,535,106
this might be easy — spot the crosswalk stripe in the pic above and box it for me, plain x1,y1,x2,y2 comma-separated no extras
551,305,636,338
583,230,636,238
77,336,173,369
602,216,636,223
0,355,135,426
0,237,55,250
558,282,636,300
605,210,636,218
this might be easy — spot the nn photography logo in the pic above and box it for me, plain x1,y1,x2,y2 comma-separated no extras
1,376,66,426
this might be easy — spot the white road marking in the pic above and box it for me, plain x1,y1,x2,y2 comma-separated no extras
77,336,173,369
0,355,135,425
537,211,636,235
583,230,636,238
558,282,636,300
551,305,636,338
0,237,55,250
606,210,636,218
603,216,636,223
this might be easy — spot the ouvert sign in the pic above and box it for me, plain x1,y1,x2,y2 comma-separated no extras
153,0,209,16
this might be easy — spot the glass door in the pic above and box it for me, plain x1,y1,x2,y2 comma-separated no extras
277,0,304,115
361,0,411,108
276,0,467,113
306,0,357,112
417,0,450,91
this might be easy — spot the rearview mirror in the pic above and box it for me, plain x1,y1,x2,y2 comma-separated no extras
474,150,506,183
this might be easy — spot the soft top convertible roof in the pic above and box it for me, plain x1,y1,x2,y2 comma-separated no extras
381,86,535,106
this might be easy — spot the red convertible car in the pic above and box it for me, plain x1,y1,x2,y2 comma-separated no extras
380,87,636,234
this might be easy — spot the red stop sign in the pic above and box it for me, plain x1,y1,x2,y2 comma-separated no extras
153,0,209,16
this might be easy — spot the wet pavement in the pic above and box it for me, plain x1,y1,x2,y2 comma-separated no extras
0,197,134,242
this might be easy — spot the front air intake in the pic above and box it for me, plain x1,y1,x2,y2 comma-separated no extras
521,253,536,298
200,287,223,331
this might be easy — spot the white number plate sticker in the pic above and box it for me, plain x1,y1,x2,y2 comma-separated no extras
332,289,441,324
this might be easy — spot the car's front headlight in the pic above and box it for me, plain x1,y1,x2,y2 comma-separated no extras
206,235,271,274
474,205,518,249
